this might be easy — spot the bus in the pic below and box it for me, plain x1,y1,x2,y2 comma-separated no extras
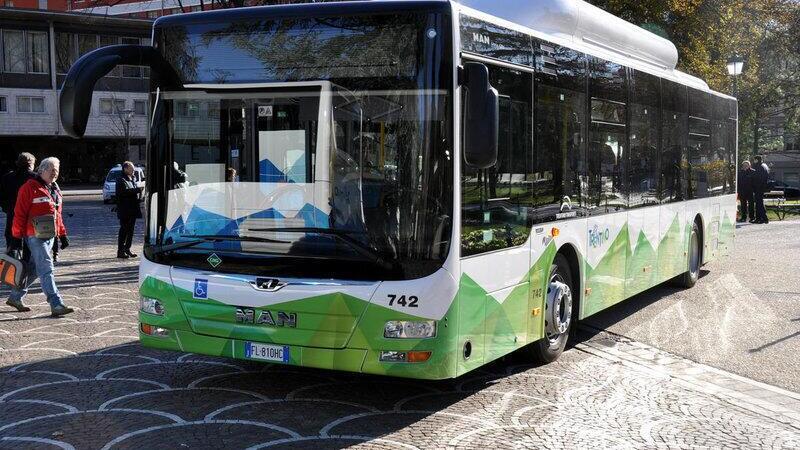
60,0,737,380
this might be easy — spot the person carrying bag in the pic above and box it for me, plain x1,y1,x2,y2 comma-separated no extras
5,157,73,317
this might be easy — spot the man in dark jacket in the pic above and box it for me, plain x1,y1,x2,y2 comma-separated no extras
116,161,143,258
752,155,770,224
0,153,36,249
737,160,755,222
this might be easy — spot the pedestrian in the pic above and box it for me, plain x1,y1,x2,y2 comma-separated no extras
0,153,36,249
226,167,237,183
116,161,143,259
737,160,755,222
5,157,73,316
172,161,187,189
752,155,770,224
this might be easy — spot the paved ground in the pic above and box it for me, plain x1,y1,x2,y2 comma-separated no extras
0,196,798,449
585,219,800,392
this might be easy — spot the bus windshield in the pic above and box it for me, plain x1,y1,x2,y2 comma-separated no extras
149,13,453,281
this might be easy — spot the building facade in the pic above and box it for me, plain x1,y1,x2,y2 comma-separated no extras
0,8,150,183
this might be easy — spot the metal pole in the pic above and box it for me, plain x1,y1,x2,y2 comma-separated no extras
125,119,130,161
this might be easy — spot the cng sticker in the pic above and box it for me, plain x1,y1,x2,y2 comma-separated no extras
207,253,222,268
194,279,208,299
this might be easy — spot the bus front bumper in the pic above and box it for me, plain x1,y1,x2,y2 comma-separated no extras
138,326,455,380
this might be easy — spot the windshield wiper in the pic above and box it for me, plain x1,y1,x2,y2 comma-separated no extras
149,234,290,256
248,227,393,270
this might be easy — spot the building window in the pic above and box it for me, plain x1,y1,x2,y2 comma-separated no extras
27,31,49,74
3,30,25,73
100,98,126,115
55,32,75,75
134,100,147,115
38,0,47,9
77,34,97,59
0,96,7,112
17,96,45,113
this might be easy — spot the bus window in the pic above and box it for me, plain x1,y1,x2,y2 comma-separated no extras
628,70,660,208
533,40,588,223
461,64,532,257
688,88,711,198
588,57,627,213
661,80,688,202
713,95,736,195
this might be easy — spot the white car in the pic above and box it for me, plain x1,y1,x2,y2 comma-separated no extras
102,165,146,204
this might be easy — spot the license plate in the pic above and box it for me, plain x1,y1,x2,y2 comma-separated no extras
244,342,289,362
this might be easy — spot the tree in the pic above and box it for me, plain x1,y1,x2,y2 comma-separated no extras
589,0,800,157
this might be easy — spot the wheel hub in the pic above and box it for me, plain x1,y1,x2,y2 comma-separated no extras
545,280,572,338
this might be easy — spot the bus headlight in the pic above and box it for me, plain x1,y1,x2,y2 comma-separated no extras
140,297,165,316
384,320,436,339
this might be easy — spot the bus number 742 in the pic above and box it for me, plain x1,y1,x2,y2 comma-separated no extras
388,295,419,307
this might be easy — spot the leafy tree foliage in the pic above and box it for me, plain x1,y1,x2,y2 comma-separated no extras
590,0,800,157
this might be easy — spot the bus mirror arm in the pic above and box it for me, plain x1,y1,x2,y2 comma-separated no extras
462,62,499,169
60,44,181,138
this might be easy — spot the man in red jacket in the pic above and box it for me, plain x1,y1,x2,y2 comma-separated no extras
5,157,73,317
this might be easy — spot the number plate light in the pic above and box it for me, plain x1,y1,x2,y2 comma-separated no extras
383,320,436,339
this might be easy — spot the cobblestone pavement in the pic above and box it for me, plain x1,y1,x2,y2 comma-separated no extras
0,196,799,449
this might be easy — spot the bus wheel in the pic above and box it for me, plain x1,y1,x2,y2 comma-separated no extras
529,254,574,363
677,221,701,288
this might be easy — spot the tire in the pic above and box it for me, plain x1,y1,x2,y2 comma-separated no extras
677,221,701,288
528,253,575,364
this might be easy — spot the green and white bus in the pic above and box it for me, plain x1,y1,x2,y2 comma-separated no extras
61,0,737,380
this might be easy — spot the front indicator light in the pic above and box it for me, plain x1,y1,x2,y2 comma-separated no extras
384,320,436,339
141,323,169,337
140,297,165,316
407,351,432,363
379,351,432,363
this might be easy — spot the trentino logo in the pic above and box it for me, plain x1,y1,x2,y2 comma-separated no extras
589,225,611,248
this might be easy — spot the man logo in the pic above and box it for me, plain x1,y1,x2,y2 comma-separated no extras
235,308,297,328
473,33,490,45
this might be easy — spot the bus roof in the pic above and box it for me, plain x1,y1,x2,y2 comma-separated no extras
454,0,733,100
152,0,733,101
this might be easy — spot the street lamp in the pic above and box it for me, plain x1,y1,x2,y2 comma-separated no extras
726,55,744,97
122,109,134,161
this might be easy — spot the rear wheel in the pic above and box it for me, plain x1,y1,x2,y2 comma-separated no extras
528,254,574,363
677,221,701,288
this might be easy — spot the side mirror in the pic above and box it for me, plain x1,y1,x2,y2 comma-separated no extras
60,45,181,138
462,62,499,169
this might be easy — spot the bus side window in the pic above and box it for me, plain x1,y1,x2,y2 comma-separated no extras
628,70,660,208
461,64,532,257
661,80,688,203
588,56,628,213
533,41,588,223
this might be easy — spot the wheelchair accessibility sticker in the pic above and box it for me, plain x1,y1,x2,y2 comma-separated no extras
194,279,209,299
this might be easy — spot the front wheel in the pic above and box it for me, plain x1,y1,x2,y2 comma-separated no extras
527,254,574,363
676,221,701,288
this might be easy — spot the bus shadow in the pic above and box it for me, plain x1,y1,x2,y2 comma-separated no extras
0,341,539,449
574,270,710,343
